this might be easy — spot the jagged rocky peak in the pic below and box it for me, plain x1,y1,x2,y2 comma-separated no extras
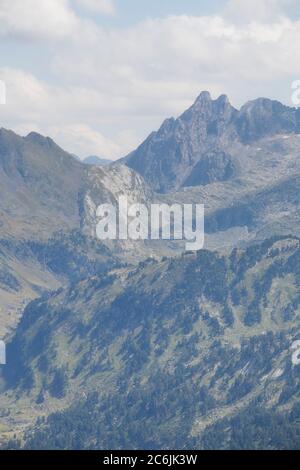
216,93,230,104
195,91,233,110
124,91,300,193
194,90,212,105
215,94,234,113
124,91,240,192
181,91,236,122
180,91,212,121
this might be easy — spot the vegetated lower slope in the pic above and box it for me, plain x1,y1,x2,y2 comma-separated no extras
2,236,300,449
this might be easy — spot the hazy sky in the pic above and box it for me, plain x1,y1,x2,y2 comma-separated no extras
0,0,300,159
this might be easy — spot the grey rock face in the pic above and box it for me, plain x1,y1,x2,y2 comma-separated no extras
125,93,300,193
125,91,238,192
184,150,236,186
236,98,300,143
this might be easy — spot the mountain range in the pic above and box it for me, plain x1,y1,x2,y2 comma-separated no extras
1,92,300,449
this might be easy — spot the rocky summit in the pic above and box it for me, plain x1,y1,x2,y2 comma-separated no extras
125,92,300,193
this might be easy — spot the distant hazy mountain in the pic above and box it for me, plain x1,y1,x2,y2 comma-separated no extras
124,92,300,193
83,155,112,166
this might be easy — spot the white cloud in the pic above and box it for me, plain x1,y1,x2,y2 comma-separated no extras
0,0,81,40
51,13,300,104
48,123,120,158
0,67,125,158
74,0,115,15
1,2,300,158
224,0,300,23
